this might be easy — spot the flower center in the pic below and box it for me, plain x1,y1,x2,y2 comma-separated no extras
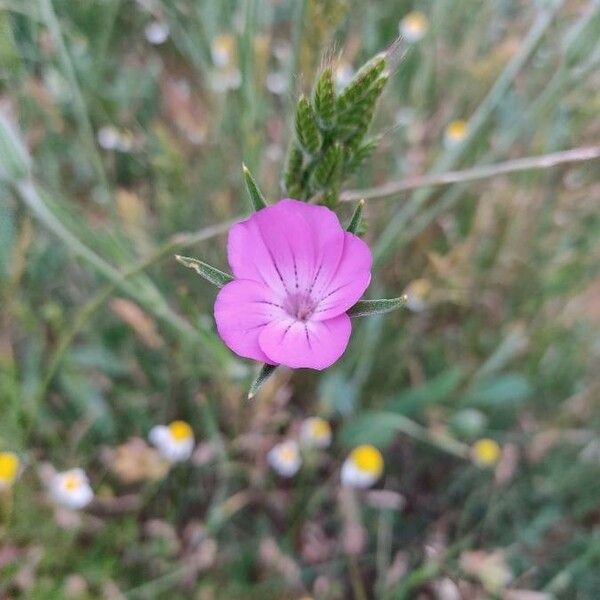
168,420,193,441
279,445,298,464
0,452,19,482
64,474,82,492
351,445,383,475
283,292,317,321
310,418,331,440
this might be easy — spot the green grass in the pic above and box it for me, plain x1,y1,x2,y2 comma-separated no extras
1,0,599,598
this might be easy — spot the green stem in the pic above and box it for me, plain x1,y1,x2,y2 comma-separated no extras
38,0,111,202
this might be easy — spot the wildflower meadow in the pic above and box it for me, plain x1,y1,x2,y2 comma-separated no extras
1,1,599,598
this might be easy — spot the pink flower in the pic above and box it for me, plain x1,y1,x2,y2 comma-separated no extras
214,199,372,370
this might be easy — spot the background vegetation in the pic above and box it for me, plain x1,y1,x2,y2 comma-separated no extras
1,0,599,598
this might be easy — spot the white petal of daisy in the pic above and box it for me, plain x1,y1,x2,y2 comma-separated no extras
149,421,195,462
144,21,170,45
341,445,384,489
299,417,332,449
97,126,120,150
267,441,302,478
50,468,93,510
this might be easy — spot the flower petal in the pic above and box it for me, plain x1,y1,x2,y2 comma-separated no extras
228,199,346,296
312,232,372,320
214,279,284,363
258,313,351,370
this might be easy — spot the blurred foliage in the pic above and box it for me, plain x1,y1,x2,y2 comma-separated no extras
0,0,599,598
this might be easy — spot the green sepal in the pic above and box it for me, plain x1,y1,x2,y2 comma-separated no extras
295,95,322,155
348,296,408,318
336,54,386,114
312,142,343,189
346,199,365,234
313,67,336,129
242,163,268,211
283,142,304,197
175,255,234,288
248,363,278,399
344,137,380,175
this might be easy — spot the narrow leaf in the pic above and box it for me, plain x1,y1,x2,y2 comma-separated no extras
248,363,278,400
348,296,408,318
346,199,365,234
175,255,233,288
242,163,268,211
0,111,31,183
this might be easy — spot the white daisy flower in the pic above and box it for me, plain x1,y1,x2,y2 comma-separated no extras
299,417,332,450
267,440,302,478
210,34,235,68
341,445,384,489
399,11,429,43
144,21,170,45
50,468,93,509
266,71,288,95
0,451,20,490
97,126,121,150
444,119,469,148
149,420,195,463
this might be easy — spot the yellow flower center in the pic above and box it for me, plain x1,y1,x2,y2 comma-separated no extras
211,34,235,66
279,445,297,464
473,438,501,466
402,12,428,34
63,473,82,491
351,445,384,475
0,452,19,483
169,421,193,441
310,418,331,440
446,120,468,141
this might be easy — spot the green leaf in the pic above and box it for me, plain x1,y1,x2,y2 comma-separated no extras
346,199,365,234
0,111,31,183
466,373,532,408
242,163,267,211
175,255,233,288
347,296,407,318
339,412,399,447
248,363,278,400
386,367,465,417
